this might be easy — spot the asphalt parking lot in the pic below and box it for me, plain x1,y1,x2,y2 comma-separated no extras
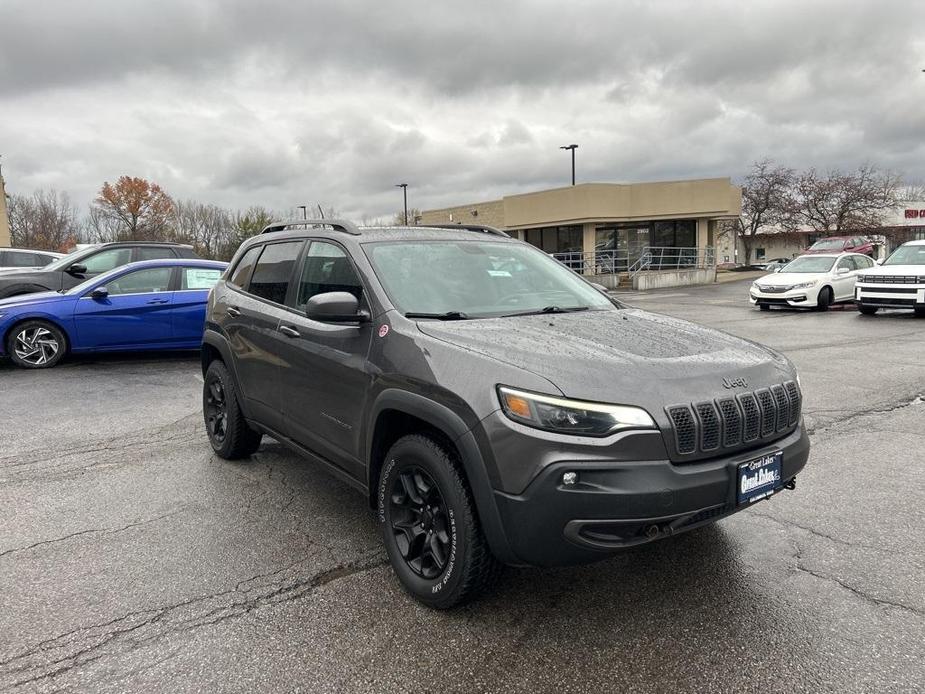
1,277,923,694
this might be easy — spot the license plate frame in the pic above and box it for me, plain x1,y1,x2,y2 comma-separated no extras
737,451,783,505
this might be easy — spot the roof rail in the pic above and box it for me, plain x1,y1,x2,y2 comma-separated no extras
419,223,509,238
261,219,362,236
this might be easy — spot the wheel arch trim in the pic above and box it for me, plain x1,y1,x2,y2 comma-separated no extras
367,389,520,564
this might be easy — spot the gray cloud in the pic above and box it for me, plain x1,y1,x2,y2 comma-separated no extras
1,0,923,220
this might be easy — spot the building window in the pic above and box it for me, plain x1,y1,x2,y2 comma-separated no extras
522,225,582,254
756,248,766,260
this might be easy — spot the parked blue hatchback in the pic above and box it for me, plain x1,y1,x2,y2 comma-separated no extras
0,258,227,368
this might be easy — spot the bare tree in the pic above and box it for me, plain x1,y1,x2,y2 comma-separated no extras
791,165,901,233
392,207,423,226
91,176,175,241
734,160,795,265
172,200,231,259
7,189,80,251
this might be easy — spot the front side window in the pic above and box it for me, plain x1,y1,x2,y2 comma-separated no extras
136,247,176,261
105,267,172,296
363,240,614,318
82,248,132,274
837,257,855,271
296,242,363,307
182,267,223,290
247,241,303,304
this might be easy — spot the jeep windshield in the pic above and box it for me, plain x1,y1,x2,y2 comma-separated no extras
882,245,925,266
780,256,837,273
363,240,615,319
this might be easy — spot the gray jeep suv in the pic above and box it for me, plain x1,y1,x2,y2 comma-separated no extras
201,220,809,608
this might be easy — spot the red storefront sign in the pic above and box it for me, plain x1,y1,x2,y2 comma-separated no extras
905,209,925,218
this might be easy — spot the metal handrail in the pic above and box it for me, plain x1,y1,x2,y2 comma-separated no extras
552,246,716,277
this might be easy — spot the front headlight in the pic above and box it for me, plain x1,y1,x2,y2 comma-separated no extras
497,386,656,436
789,281,817,290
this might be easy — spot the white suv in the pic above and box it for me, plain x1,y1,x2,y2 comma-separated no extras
855,240,925,316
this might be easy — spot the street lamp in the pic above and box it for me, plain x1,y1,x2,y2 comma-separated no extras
395,183,408,225
297,205,307,220
560,144,578,186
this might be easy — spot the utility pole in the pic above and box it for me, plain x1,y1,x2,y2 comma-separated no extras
395,183,409,225
559,144,578,186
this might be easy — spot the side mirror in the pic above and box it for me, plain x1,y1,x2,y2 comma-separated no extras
68,263,88,275
305,291,369,323
773,267,782,273
90,286,109,300
836,267,850,275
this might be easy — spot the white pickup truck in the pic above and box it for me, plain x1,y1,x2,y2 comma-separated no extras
855,240,925,316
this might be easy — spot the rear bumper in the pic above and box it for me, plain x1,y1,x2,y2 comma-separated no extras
491,424,809,567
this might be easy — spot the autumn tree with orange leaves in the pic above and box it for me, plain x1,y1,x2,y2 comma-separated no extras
89,176,175,242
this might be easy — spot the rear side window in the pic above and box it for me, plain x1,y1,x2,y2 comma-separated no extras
182,267,223,290
4,252,42,267
228,246,262,288
82,248,132,273
247,241,303,304
136,247,176,261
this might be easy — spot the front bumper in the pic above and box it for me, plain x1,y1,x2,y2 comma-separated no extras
749,288,814,307
855,283,925,310
491,424,809,567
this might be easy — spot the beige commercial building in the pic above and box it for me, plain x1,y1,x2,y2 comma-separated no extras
419,178,741,281
0,171,10,247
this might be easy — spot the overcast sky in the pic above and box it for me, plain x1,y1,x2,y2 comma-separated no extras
1,0,923,220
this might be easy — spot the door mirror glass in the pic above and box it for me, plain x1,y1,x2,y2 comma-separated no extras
90,286,109,299
68,263,88,275
305,291,368,322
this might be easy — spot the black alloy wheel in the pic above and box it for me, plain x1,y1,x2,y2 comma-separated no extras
202,360,262,459
204,378,228,444
389,466,452,579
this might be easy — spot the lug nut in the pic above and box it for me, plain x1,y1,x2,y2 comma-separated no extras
562,472,578,486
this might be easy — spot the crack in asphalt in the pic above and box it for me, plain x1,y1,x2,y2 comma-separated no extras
746,511,882,552
1,551,388,689
804,393,923,437
793,564,924,617
0,508,189,560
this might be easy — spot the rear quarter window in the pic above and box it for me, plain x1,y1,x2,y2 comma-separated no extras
228,246,262,288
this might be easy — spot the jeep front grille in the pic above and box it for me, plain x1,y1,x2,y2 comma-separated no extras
665,381,802,461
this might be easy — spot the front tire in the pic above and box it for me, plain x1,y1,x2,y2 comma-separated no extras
378,434,502,609
6,320,67,369
816,287,833,311
857,303,878,316
203,360,262,459
759,303,770,311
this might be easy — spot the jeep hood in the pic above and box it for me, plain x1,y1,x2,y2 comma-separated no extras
416,308,793,410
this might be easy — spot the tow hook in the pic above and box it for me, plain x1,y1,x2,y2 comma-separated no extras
784,477,797,491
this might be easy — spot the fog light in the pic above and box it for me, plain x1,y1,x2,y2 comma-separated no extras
562,472,578,486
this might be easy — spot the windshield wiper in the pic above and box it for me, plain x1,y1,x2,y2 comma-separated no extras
404,311,470,321
502,305,590,318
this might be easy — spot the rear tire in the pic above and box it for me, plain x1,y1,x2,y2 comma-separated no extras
914,307,925,318
857,303,878,316
203,360,262,459
816,287,833,311
378,434,502,609
6,320,67,369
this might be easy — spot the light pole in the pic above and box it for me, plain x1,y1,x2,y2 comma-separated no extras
395,183,408,225
560,144,578,186
297,205,307,220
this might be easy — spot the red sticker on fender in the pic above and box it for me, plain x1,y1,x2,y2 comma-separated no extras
378,324,389,338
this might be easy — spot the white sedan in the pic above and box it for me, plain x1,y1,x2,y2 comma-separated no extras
749,252,876,311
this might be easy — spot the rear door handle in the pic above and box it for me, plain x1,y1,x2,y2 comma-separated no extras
226,306,242,317
278,325,300,338
146,298,170,305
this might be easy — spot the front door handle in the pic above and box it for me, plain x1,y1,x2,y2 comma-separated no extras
226,306,242,317
146,298,169,305
278,325,300,338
